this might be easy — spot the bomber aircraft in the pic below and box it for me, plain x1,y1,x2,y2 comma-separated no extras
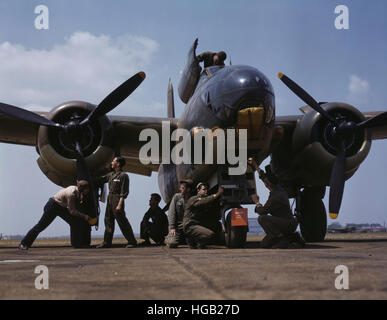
0,39,386,248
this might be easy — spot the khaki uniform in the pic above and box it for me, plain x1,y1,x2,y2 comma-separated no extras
165,193,187,248
183,194,222,246
99,171,137,246
255,185,297,238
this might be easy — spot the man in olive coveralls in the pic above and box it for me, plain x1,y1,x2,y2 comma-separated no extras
97,156,137,248
166,179,193,248
248,158,302,249
183,183,224,249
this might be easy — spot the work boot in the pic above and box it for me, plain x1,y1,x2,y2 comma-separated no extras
287,232,306,248
125,241,137,248
260,235,279,248
271,236,290,249
186,237,197,249
96,243,111,249
18,243,28,250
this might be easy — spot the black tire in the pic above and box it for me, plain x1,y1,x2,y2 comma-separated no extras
70,221,91,248
299,189,327,242
225,214,248,248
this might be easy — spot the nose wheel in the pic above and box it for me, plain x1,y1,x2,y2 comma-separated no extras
295,187,327,242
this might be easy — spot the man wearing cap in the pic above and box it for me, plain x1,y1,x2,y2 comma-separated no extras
140,193,168,245
166,179,193,248
19,180,92,250
183,183,224,249
96,156,137,248
197,51,227,68
248,158,301,249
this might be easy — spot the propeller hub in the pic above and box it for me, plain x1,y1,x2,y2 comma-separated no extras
58,114,94,155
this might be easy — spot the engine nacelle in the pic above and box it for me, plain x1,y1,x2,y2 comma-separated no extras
291,102,371,186
36,101,115,187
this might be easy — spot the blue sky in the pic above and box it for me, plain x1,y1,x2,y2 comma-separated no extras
0,0,386,237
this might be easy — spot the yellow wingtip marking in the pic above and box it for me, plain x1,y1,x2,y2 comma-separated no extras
278,72,284,79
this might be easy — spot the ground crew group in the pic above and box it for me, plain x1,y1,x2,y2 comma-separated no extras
19,154,305,250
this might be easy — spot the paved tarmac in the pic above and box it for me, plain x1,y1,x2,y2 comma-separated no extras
1,233,387,300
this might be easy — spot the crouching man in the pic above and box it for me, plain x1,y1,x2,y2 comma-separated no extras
248,158,303,249
140,193,168,245
19,180,92,250
183,183,224,249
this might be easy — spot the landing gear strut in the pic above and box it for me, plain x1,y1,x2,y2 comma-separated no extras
222,206,248,248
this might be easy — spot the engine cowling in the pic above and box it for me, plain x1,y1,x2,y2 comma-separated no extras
36,101,115,187
291,102,371,186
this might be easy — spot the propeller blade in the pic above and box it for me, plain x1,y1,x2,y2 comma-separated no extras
82,71,146,124
356,111,387,129
328,140,346,219
0,102,62,128
278,73,335,123
75,142,99,225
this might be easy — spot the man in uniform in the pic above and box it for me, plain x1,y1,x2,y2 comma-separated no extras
183,183,224,249
197,51,227,68
96,156,137,248
19,180,92,250
140,193,168,245
248,158,303,249
166,179,193,248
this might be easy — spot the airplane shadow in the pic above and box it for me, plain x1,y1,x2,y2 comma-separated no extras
324,238,387,243
243,241,339,250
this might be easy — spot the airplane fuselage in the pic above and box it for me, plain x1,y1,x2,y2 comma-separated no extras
159,64,276,201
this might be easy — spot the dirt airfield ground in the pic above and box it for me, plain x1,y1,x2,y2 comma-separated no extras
0,233,387,300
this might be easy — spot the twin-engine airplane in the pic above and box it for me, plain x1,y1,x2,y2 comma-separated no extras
1,39,386,247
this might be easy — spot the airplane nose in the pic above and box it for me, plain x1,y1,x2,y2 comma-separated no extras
209,65,275,124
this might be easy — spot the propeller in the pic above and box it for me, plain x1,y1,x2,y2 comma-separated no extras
278,72,387,218
0,102,63,128
0,71,146,224
75,141,99,225
81,71,146,125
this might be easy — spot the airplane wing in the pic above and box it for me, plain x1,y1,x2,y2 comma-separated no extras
109,115,178,176
0,112,178,177
363,111,387,140
0,112,46,146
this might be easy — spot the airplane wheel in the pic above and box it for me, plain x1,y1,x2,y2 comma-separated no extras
225,214,247,248
299,188,327,242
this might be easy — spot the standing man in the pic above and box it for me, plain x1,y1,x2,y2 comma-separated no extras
183,183,224,249
96,156,137,248
248,158,301,248
166,179,193,248
19,180,92,250
140,193,168,245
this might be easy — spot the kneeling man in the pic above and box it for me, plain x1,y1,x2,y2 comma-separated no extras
183,183,224,249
